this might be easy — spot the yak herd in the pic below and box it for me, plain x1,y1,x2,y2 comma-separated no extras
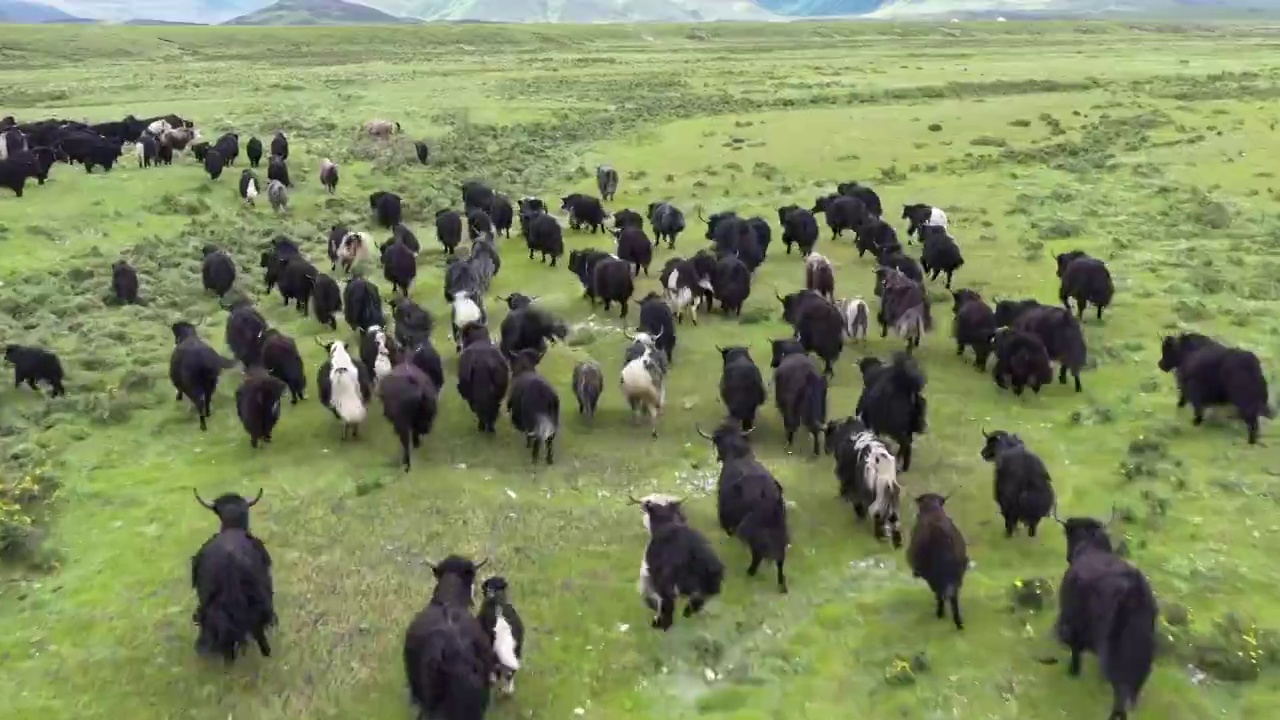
2,109,1276,720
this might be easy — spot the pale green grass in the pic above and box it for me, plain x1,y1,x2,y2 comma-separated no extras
2,21,1280,720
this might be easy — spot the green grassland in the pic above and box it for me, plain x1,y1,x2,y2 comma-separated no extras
2,19,1280,720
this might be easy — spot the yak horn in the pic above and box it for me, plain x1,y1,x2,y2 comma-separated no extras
1051,503,1066,525
623,329,635,340
496,295,509,302
981,427,990,439
696,207,707,223
627,494,643,505
313,337,328,349
246,488,264,507
774,285,784,302
193,488,215,510
695,424,714,441
475,557,489,570
741,426,754,436
651,327,663,341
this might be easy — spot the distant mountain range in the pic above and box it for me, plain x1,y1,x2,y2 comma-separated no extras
224,0,418,24
1,0,1274,26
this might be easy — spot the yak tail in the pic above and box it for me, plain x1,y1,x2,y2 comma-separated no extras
533,413,557,441
216,355,236,370
1103,571,1157,715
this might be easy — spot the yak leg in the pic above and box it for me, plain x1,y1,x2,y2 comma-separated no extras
1003,512,1017,538
253,627,272,657
683,593,707,617
746,550,762,577
653,593,675,630
1068,648,1083,676
934,592,946,619
544,435,555,465
949,591,964,630
775,556,788,594
398,429,412,472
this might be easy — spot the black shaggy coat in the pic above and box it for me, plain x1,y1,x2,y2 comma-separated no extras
641,500,725,631
507,351,560,465
190,493,275,663
712,254,751,316
615,226,654,277
635,293,676,363
1056,250,1115,322
1158,332,1274,444
719,346,766,431
436,209,464,255
267,155,291,188
391,297,434,349
950,289,996,370
343,277,385,334
4,344,66,397
1012,306,1088,393
112,259,139,304
224,302,268,368
855,353,927,472
403,557,494,720
169,322,235,431
371,191,403,228
259,329,306,404
235,370,287,448
992,328,1054,396
981,430,1055,538
907,494,968,630
245,137,263,167
705,425,789,593
458,326,510,434
201,246,236,297
379,363,439,472
525,212,564,266
812,194,868,240
310,274,342,330
590,257,635,319
770,340,828,456
919,226,964,289
1055,519,1157,720
778,205,819,256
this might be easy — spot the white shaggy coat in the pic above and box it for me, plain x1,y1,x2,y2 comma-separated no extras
327,341,367,426
853,431,901,538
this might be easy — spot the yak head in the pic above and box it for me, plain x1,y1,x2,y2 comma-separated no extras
629,493,686,533
1157,334,1219,373
823,416,866,457
811,195,835,214
458,322,491,349
776,289,816,325
1060,514,1115,564
200,243,221,259
776,204,799,225
498,293,535,311
717,345,752,367
950,288,983,314
510,348,542,375
701,210,733,240
171,321,199,345
696,422,754,462
481,576,510,604
992,298,1039,327
613,209,643,229
194,487,262,531
980,429,1024,461
913,492,950,517
1055,250,1088,278
769,338,806,369
368,190,387,210
856,356,884,383
429,555,488,606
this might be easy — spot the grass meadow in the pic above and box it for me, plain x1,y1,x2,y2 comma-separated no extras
3,19,1280,720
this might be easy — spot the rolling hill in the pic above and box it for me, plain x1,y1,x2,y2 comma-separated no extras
25,0,1280,23
223,0,419,24
0,0,87,22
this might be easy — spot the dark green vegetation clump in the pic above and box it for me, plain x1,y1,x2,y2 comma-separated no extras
2,20,1280,720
